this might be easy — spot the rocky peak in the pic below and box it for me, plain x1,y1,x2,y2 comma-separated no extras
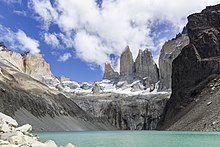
22,52,54,82
120,46,135,82
135,49,159,86
103,62,119,81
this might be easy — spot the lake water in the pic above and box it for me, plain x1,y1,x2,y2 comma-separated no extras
36,131,220,147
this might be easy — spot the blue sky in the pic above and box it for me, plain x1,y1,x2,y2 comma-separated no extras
0,0,219,82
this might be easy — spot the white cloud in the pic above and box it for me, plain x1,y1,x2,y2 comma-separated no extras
1,0,21,4
16,30,40,54
58,53,72,62
44,33,60,48
30,0,220,70
0,24,40,54
29,0,58,30
13,10,27,16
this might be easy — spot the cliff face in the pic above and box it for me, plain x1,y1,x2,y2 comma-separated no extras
0,49,57,86
135,49,159,86
22,53,54,83
160,4,220,130
120,46,135,82
71,93,170,130
158,33,189,91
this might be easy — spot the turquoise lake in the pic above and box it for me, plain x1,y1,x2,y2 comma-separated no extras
36,131,220,147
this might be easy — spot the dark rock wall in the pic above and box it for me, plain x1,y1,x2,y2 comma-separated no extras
73,93,170,130
160,4,220,129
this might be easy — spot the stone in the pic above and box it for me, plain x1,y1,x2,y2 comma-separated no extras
44,140,57,147
65,143,75,147
149,84,155,92
158,33,189,91
0,112,18,127
0,120,11,133
8,132,26,145
92,84,102,94
0,140,10,145
16,124,32,134
207,101,212,106
120,46,135,82
135,49,159,87
103,62,119,81
131,81,144,92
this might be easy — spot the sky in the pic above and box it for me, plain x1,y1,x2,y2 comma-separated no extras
0,0,219,82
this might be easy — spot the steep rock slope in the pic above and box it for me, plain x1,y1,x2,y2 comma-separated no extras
0,52,114,131
160,4,220,130
166,76,220,131
158,33,189,91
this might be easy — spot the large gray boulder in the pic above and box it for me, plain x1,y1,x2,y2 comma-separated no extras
158,33,189,91
103,62,119,81
120,46,135,83
135,49,159,87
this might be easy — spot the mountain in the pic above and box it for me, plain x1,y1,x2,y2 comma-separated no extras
105,46,159,89
0,42,170,131
2,4,219,132
0,44,114,131
159,4,220,131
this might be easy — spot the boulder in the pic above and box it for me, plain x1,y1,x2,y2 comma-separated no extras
8,132,26,145
131,81,144,92
0,112,18,127
135,49,159,86
103,62,119,81
44,140,57,147
16,124,32,134
92,84,102,94
120,46,135,82
65,143,75,147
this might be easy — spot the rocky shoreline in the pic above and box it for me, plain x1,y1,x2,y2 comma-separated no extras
0,112,75,147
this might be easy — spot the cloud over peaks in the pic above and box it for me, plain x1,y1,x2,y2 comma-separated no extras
30,0,220,70
0,25,40,54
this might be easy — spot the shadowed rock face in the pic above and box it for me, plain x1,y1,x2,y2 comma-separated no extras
158,33,189,91
120,46,135,82
103,62,119,81
135,49,159,86
72,93,170,130
160,4,220,129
